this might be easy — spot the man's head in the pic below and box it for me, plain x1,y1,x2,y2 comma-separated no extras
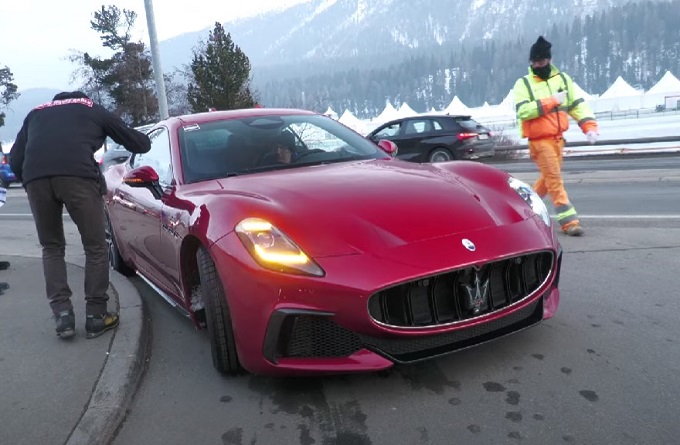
52,91,90,101
529,36,553,80
274,131,296,164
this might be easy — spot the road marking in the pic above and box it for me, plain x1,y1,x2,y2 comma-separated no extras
556,215,680,219
1,213,68,217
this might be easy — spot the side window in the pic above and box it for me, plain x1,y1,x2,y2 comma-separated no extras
404,119,433,135
131,128,173,185
374,123,401,138
432,120,443,131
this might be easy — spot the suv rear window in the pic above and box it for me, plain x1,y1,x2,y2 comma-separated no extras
456,118,483,132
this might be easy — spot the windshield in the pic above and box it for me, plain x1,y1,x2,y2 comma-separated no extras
179,114,386,183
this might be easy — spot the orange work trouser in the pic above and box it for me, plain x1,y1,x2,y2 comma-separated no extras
528,137,580,230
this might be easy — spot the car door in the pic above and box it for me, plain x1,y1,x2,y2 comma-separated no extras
397,118,436,159
369,121,403,157
115,127,172,293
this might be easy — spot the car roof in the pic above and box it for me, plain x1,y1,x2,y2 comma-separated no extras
373,114,474,130
161,108,317,129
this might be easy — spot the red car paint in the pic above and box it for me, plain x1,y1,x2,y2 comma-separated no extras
104,108,562,376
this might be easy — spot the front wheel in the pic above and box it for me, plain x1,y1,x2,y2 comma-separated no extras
428,147,454,163
197,247,242,375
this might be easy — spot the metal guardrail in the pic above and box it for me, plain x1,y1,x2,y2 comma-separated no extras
494,135,680,152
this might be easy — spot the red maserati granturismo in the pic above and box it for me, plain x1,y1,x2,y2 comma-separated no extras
104,108,562,376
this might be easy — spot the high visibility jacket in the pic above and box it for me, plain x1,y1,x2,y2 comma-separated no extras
513,66,598,140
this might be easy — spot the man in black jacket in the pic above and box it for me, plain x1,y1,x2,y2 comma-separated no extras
10,91,151,339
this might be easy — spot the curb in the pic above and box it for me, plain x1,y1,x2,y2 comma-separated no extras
65,269,150,445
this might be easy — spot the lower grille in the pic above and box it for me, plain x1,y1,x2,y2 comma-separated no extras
277,315,363,358
368,251,553,328
271,296,543,363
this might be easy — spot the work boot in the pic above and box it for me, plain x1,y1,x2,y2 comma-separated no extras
564,224,584,236
0,282,8,295
85,312,119,339
55,310,76,339
0,261,9,270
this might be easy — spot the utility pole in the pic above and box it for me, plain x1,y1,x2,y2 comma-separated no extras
143,0,169,119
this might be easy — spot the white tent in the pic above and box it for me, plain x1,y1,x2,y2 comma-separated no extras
598,76,642,99
444,95,470,115
590,76,643,113
323,106,339,120
642,71,680,109
500,89,515,111
573,82,594,100
373,101,400,124
646,71,680,95
338,109,368,134
396,102,418,118
468,102,516,126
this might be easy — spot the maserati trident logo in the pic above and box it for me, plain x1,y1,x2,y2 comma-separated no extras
462,238,476,251
464,270,490,315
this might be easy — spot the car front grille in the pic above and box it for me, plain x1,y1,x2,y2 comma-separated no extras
367,251,554,328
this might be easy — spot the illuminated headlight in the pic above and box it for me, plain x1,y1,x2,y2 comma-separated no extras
235,217,325,277
508,177,551,226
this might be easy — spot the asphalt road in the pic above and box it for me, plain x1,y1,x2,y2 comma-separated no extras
2,155,679,445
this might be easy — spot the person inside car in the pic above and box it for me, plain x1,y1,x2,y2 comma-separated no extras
258,131,298,166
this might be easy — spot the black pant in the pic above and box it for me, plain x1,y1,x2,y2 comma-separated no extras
26,177,109,316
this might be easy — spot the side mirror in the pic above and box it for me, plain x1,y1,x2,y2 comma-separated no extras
377,139,398,158
123,166,163,199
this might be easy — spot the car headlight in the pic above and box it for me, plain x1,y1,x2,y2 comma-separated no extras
235,217,325,277
508,177,551,226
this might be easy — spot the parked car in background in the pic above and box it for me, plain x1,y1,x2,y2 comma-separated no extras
103,107,562,377
366,114,496,163
0,151,17,188
98,123,155,171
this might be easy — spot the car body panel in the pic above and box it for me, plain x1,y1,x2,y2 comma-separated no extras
104,108,561,376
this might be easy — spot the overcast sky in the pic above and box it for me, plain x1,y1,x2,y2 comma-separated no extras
1,0,311,91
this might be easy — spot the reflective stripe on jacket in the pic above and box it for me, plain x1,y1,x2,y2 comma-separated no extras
513,66,598,140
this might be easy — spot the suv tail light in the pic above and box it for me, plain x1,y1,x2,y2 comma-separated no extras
1,155,7,165
457,132,478,141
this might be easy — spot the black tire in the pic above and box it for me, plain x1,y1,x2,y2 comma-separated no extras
197,247,242,375
0,177,8,188
105,211,135,277
428,147,455,163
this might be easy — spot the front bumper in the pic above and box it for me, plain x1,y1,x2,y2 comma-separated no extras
211,217,562,375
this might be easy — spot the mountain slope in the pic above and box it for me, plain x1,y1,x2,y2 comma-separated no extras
158,0,661,72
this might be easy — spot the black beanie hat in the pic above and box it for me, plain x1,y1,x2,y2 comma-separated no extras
529,36,552,61
53,91,90,101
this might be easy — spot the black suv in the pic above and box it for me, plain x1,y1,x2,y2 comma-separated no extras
367,114,495,163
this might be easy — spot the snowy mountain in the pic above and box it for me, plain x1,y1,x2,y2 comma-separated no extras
158,0,664,70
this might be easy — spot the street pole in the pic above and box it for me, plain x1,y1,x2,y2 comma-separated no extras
143,0,169,119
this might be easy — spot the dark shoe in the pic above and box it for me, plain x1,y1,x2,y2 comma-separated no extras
564,224,584,236
0,261,9,270
0,282,7,295
55,310,76,339
85,312,119,339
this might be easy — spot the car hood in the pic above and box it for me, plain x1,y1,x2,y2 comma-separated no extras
207,160,528,257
